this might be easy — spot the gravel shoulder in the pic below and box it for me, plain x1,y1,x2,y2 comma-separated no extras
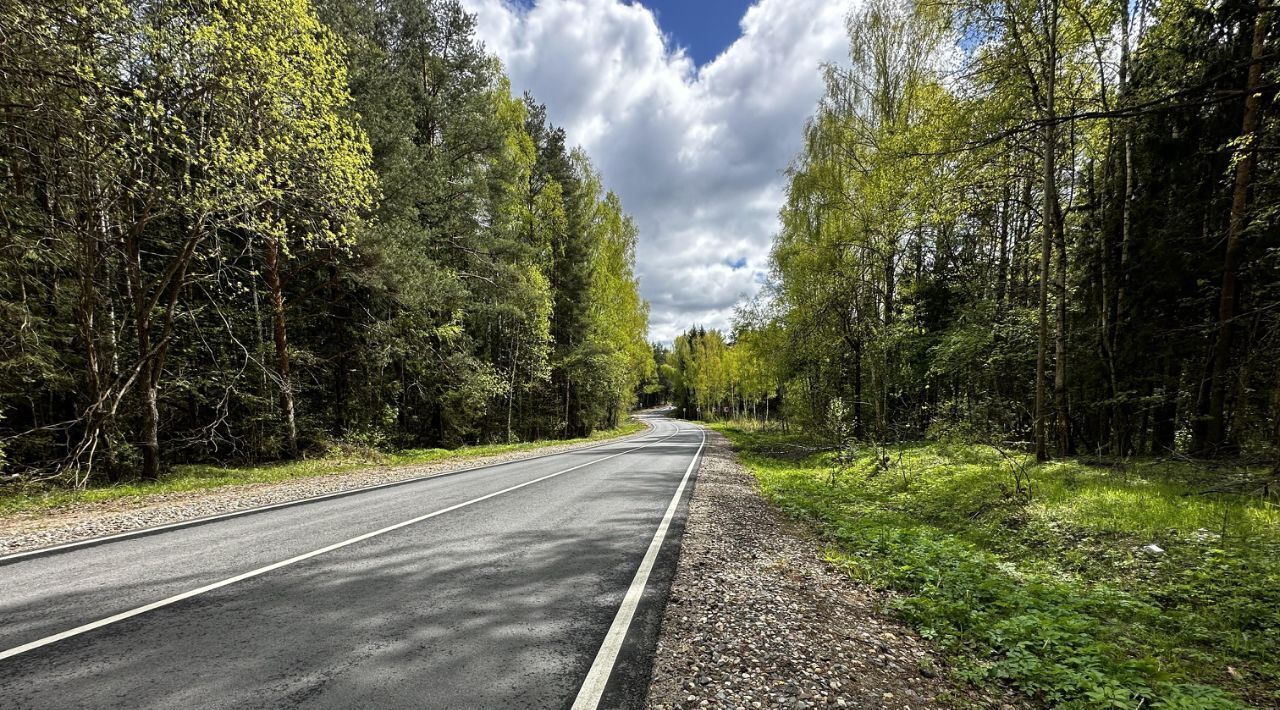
0,422,651,557
646,429,1014,710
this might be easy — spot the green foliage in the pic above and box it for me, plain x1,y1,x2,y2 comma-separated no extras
719,425,1278,708
0,0,652,484
723,0,1280,457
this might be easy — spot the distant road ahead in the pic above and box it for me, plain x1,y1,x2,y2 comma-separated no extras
0,413,703,709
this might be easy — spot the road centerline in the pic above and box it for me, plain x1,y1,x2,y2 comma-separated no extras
0,426,687,663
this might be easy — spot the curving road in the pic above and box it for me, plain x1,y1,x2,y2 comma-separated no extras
0,413,704,709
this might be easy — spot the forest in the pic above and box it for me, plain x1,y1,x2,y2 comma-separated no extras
0,0,653,486
662,0,1279,464
656,0,1280,705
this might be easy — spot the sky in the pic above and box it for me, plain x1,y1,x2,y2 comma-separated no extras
639,1,754,66
458,0,858,343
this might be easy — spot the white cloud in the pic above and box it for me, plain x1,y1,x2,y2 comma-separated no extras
461,0,857,343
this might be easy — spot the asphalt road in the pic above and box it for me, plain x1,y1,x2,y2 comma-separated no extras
0,413,704,709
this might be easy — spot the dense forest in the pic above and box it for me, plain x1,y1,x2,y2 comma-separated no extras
666,0,1279,464
0,0,653,485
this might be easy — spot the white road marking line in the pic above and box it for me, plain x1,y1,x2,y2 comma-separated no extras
571,424,706,710
0,426,684,662
0,420,659,564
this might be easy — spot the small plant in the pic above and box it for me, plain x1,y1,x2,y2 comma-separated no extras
987,438,1033,502
825,398,855,487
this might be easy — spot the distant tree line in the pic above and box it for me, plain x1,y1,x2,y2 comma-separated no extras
659,326,784,424
666,0,1279,462
0,0,652,485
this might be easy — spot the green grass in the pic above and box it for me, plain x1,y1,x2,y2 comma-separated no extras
0,420,646,518
713,423,1280,709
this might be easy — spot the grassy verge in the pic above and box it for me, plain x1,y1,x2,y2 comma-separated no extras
0,419,646,519
713,423,1279,709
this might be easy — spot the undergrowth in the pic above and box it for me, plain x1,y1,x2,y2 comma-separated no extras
714,424,1279,709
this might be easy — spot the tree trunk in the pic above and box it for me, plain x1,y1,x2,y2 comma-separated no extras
853,342,864,438
883,249,896,434
135,263,160,483
134,219,202,479
1151,358,1181,455
565,376,573,433
134,280,182,482
507,337,519,443
263,234,297,456
996,187,1010,313
1272,358,1280,472
329,264,348,434
1095,153,1122,454
884,252,896,326
139,363,161,480
1205,0,1268,452
1053,178,1070,456
75,226,111,484
1034,134,1054,461
1034,0,1060,462
1116,0,1134,321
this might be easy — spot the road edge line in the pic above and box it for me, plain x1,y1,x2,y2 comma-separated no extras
571,424,707,710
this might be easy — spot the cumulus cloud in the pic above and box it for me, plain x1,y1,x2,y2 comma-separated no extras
460,0,857,342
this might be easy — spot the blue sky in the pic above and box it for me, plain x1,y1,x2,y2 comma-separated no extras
639,1,755,65
463,0,857,341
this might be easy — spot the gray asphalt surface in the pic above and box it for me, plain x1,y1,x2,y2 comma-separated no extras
0,413,703,709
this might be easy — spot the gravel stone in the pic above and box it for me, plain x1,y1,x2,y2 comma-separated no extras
645,429,1021,709
0,425,649,556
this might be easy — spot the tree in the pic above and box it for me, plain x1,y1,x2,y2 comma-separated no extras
0,0,650,485
1205,0,1271,453
717,0,1279,464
